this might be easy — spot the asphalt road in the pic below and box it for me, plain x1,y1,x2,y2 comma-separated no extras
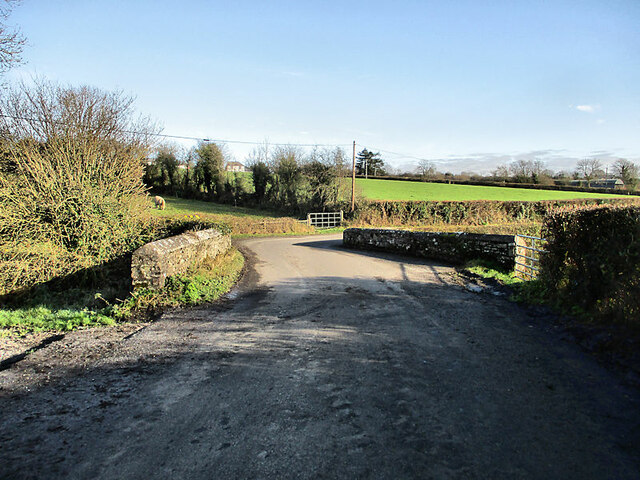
1,234,640,479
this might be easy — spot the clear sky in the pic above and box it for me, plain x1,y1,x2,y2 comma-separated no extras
8,0,640,173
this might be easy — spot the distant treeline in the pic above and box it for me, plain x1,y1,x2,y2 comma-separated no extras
397,157,639,191
144,143,351,214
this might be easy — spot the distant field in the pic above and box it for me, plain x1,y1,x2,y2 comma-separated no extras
356,179,630,201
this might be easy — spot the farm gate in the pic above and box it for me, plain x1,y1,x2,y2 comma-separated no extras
306,211,343,229
515,234,545,279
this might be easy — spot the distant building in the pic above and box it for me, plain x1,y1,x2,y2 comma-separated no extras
570,178,624,189
225,161,248,172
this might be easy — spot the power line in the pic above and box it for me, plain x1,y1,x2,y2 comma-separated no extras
356,143,433,163
1,112,443,162
0,113,351,148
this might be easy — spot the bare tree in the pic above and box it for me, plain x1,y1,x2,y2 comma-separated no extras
245,140,270,167
491,165,509,179
0,0,25,74
509,159,531,182
417,159,436,179
612,158,639,189
575,158,602,186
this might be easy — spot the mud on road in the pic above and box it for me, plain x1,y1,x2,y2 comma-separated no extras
1,234,640,479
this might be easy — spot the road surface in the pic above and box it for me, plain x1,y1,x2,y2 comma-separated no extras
1,234,639,479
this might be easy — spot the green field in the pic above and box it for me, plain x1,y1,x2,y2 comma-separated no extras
356,179,631,201
149,196,278,220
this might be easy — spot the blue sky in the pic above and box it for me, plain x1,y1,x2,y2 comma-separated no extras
8,0,640,173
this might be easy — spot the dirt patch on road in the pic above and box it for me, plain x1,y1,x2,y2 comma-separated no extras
0,323,148,394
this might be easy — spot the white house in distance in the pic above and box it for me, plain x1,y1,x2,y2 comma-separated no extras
225,161,248,172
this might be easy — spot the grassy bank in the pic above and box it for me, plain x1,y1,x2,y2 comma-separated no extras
0,248,245,336
147,196,315,236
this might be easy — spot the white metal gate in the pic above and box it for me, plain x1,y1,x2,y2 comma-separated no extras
515,234,545,279
306,211,343,228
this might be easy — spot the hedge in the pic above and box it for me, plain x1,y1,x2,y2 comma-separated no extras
539,205,640,325
352,198,640,226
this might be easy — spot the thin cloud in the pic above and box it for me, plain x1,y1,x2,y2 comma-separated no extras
576,105,596,113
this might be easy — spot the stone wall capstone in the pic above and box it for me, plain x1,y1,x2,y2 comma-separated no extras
131,229,231,290
343,228,515,269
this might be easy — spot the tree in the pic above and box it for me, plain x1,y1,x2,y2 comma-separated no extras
355,148,385,177
251,161,270,204
194,142,226,199
417,159,436,179
575,158,602,186
509,159,530,182
612,159,639,190
269,146,304,211
492,165,509,180
0,0,24,74
305,147,347,210
155,145,180,194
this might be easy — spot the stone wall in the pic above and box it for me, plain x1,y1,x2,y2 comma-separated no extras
343,228,516,269
131,229,231,290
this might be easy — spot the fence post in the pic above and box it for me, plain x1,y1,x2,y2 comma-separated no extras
515,235,525,279
307,214,311,226
340,210,344,225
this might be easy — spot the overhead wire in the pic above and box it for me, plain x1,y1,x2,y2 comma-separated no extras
1,112,439,162
0,113,351,148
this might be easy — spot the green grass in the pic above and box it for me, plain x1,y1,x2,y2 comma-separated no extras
463,260,523,286
149,196,281,220
357,178,632,201
111,248,245,319
0,307,115,336
0,248,245,336
146,196,316,236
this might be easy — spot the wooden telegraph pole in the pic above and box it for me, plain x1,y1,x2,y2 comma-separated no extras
351,140,356,211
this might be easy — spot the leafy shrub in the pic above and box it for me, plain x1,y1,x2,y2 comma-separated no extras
539,205,640,325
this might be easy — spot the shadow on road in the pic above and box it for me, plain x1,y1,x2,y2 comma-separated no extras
2,273,640,479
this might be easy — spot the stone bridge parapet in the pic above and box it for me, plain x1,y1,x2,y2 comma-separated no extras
343,228,515,269
131,229,231,290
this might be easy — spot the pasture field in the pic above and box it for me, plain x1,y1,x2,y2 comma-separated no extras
147,196,314,236
148,196,278,220
356,178,631,201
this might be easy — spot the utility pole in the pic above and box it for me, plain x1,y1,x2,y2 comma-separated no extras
351,141,356,212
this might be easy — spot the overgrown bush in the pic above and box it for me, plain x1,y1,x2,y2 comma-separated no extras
539,205,640,325
0,80,157,294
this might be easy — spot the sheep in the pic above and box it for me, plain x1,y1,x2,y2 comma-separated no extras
154,195,166,210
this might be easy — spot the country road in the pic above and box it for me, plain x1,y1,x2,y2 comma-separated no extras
1,234,640,479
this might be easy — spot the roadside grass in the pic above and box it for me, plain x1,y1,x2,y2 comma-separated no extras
460,260,550,308
0,308,115,337
110,248,244,320
0,248,244,336
462,259,523,286
356,178,631,202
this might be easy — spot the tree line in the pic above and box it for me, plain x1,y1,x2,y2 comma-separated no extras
407,157,640,190
144,143,351,214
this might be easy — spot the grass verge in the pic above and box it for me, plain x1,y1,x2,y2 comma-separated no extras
108,248,244,321
0,248,244,336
